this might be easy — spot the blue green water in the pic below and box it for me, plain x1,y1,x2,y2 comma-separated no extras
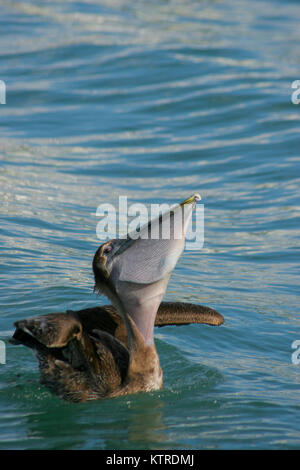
1,0,300,450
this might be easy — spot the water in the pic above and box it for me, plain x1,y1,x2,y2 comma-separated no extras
1,0,300,450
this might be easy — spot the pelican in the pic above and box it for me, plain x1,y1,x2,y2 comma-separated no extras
11,195,223,402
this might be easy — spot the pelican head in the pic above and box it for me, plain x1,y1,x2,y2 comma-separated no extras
93,194,200,345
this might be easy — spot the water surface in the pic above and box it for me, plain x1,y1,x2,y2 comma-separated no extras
0,0,300,450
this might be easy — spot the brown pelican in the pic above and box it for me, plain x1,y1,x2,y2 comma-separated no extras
11,195,224,402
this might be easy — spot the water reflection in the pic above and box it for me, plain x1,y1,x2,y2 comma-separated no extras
20,391,166,449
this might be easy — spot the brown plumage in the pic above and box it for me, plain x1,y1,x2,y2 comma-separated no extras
11,194,224,403
11,302,223,402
